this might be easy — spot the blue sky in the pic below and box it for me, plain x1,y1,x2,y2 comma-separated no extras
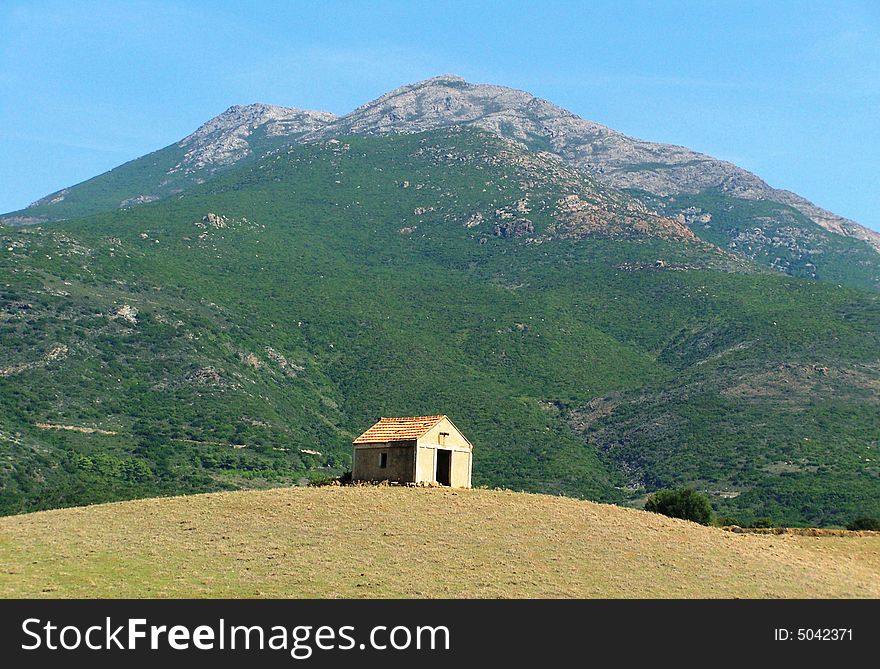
1,0,878,230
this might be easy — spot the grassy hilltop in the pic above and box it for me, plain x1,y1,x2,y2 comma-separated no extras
2,486,879,598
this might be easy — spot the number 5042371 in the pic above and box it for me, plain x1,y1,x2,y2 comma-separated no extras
775,629,852,641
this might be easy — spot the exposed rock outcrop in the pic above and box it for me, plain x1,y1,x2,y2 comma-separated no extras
494,218,534,238
108,304,138,325
173,104,336,175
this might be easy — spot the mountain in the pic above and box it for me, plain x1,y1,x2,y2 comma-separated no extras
4,486,879,598
1,79,878,526
4,75,878,291
328,76,878,247
323,76,880,289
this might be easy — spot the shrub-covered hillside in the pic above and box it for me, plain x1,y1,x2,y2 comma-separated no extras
1,128,878,524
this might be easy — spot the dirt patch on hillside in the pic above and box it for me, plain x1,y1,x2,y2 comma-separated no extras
569,396,619,431
34,423,118,436
0,344,68,377
721,363,880,403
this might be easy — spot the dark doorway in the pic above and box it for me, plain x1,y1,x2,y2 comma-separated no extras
436,449,452,486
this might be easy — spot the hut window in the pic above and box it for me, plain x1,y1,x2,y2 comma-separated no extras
439,432,449,446
379,452,388,468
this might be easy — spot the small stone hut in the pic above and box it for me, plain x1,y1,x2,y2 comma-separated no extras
352,415,472,488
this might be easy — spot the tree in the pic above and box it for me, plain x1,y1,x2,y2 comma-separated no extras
846,517,880,531
121,459,153,483
644,487,713,525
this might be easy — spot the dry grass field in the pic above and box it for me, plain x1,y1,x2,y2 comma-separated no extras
2,486,879,598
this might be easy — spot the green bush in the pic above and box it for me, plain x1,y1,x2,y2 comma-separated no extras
714,516,741,527
310,470,352,487
644,487,713,525
846,517,880,531
749,517,774,528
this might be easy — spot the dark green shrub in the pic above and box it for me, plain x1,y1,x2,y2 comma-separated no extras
309,470,352,487
714,516,741,527
846,517,880,531
749,517,774,528
644,487,713,525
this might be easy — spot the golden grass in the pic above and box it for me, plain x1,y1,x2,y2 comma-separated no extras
2,486,879,598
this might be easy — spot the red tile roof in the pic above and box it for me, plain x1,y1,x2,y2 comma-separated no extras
353,415,446,444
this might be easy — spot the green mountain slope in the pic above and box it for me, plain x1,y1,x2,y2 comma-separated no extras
2,128,878,525
0,104,334,225
631,189,880,292
2,143,187,225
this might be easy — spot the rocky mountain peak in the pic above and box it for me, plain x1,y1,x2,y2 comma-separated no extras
174,103,336,175
306,75,878,252
412,73,467,86
321,75,593,141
